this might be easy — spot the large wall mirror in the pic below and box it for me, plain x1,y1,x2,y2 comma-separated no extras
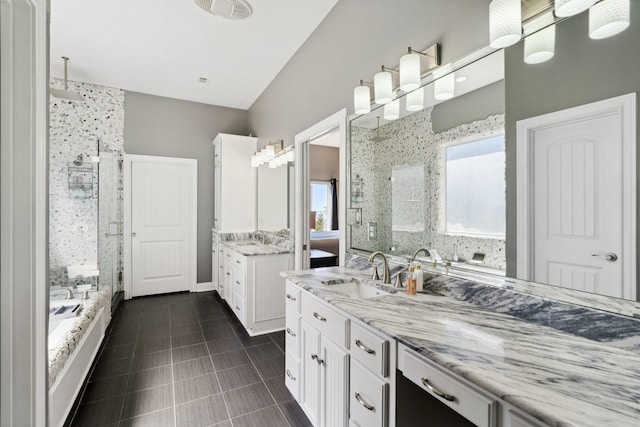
257,161,294,233
347,5,640,305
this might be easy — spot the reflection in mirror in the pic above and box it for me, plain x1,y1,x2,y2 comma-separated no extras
348,49,506,273
348,8,640,303
257,161,292,232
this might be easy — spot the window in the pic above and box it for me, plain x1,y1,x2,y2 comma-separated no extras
311,181,332,231
445,135,505,237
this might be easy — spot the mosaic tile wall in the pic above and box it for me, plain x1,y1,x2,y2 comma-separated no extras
349,108,506,270
49,78,125,291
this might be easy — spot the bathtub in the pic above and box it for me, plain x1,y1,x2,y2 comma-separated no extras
48,287,111,427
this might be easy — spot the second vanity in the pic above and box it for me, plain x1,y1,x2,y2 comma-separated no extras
213,232,294,336
282,267,640,427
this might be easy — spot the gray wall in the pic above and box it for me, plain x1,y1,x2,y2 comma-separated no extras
248,0,492,146
504,4,640,279
123,91,249,283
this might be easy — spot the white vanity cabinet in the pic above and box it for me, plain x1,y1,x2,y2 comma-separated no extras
222,245,293,335
349,320,395,427
213,133,257,233
299,291,349,427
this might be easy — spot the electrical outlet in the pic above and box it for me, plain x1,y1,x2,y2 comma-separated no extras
367,222,377,241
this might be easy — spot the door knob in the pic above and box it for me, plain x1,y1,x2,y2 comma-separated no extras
591,252,618,262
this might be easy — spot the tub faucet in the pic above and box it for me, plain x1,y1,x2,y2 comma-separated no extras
368,251,391,284
64,288,74,300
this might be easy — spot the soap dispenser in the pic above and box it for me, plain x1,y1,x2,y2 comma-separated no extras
406,266,417,296
414,264,423,292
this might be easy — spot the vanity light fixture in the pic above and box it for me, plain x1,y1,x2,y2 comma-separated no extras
250,141,283,168
374,68,394,104
354,81,373,114
524,12,556,64
589,0,630,39
489,0,630,65
353,43,439,115
383,99,400,120
489,0,522,48
405,87,424,112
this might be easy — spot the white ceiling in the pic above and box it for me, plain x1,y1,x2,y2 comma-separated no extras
50,0,340,110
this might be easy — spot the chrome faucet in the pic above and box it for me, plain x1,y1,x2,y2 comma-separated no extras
410,248,431,263
255,230,267,244
368,251,391,284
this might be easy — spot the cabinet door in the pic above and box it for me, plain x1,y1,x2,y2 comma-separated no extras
223,257,234,303
213,141,221,231
300,320,321,427
320,335,349,427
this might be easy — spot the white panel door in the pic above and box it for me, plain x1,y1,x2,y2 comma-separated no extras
131,157,196,297
300,320,321,426
522,94,636,299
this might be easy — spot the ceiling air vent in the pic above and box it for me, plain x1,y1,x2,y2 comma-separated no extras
194,0,253,20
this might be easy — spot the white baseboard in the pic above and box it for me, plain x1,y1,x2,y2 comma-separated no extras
194,282,214,292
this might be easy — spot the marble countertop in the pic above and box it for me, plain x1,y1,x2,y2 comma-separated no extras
282,267,640,427
222,240,292,256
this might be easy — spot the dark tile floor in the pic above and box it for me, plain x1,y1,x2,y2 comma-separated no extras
69,291,312,427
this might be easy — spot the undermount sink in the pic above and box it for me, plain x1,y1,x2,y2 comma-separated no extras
326,280,391,299
235,241,259,246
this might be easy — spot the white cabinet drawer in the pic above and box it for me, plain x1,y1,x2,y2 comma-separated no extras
233,267,246,299
285,281,301,313
231,251,246,269
401,349,497,427
350,359,388,427
285,308,300,358
301,292,348,348
285,353,300,401
351,321,389,378
233,293,245,325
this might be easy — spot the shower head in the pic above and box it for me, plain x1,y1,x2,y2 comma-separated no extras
369,117,389,143
50,57,84,101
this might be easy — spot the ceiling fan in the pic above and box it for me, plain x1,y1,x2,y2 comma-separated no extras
194,0,253,20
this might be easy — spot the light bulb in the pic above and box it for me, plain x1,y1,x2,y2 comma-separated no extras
400,53,421,92
374,71,393,104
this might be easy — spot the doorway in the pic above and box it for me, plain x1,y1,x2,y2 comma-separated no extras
516,93,636,299
124,155,198,298
294,109,347,269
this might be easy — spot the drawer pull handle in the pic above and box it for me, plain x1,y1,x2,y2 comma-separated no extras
421,377,455,402
235,305,240,310
311,354,324,365
355,339,375,355
236,280,240,285
313,312,327,322
286,369,296,381
226,272,230,276
286,328,296,337
286,294,297,301
354,392,375,411
227,254,231,258
236,260,241,264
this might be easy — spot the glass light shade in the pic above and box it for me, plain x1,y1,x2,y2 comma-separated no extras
353,85,371,114
555,0,597,17
524,24,555,64
383,99,400,121
489,0,522,48
399,53,421,92
589,0,630,39
406,87,424,112
269,159,278,168
374,71,393,104
434,73,455,101
250,154,259,168
265,145,275,158
285,150,295,162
